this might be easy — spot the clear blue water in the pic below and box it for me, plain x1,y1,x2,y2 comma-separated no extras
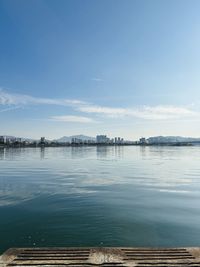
0,146,200,253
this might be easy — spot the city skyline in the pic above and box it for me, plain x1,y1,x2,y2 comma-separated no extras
1,134,200,148
1,133,200,143
1,0,200,139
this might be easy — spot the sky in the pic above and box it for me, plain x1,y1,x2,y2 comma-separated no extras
1,0,200,140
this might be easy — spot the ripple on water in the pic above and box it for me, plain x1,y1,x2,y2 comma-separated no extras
0,146,200,252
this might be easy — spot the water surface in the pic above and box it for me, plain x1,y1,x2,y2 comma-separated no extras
0,146,200,253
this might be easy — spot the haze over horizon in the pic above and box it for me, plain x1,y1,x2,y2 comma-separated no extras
1,0,200,139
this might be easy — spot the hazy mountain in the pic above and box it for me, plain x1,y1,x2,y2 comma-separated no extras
148,136,200,143
55,135,96,143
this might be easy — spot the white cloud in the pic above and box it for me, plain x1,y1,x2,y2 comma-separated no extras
77,104,198,120
0,89,199,121
0,89,86,107
128,105,197,120
51,115,95,123
78,105,125,116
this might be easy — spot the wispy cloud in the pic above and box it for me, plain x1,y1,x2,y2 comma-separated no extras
77,104,198,120
0,89,86,107
0,89,199,121
50,115,95,123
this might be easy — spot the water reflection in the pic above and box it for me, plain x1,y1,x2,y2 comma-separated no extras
139,146,147,159
71,146,94,159
0,146,199,208
40,147,45,160
0,148,5,160
96,145,124,159
0,146,200,250
0,147,38,161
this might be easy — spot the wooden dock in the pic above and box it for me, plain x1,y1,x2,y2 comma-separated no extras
1,247,200,267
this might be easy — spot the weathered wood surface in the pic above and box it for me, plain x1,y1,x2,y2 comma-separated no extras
1,247,200,267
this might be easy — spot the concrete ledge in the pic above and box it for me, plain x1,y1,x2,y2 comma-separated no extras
1,247,200,266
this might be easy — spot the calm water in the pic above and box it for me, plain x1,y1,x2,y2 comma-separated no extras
0,146,200,253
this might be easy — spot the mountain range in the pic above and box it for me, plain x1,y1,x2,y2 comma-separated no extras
54,135,95,143
147,136,200,143
1,135,200,143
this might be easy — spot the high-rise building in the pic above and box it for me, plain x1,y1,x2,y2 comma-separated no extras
139,137,147,144
40,137,46,146
71,138,83,144
115,137,123,144
41,137,45,142
0,136,5,144
96,135,109,143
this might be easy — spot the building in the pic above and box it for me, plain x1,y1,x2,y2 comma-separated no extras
114,137,124,144
0,136,5,144
15,138,22,143
40,137,46,146
110,138,114,144
139,137,147,145
40,137,45,142
71,138,83,144
5,136,16,144
96,135,110,144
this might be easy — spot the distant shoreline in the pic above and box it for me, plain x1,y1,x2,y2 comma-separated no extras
0,142,196,148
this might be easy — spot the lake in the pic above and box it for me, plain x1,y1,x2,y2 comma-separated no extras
0,146,200,253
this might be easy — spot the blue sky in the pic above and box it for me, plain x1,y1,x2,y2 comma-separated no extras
1,0,200,139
